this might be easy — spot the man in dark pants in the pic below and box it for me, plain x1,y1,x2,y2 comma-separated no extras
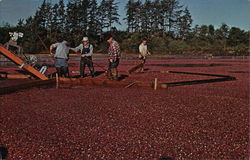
139,38,151,72
71,37,95,78
50,38,70,77
106,34,121,80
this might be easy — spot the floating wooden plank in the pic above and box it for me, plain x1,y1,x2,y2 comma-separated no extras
128,63,143,74
59,78,151,88
0,79,56,95
0,46,48,80
0,73,31,79
160,71,236,87
124,81,137,88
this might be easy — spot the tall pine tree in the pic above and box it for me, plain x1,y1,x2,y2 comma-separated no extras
177,7,192,40
88,0,101,35
106,0,120,31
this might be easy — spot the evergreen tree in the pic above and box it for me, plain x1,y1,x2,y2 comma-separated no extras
207,24,215,44
46,2,53,37
98,0,109,32
17,19,25,27
65,0,84,43
88,0,101,35
125,0,136,32
23,16,45,53
106,0,120,31
215,23,229,49
51,3,60,33
34,0,47,28
177,7,192,40
79,0,89,33
57,0,66,32
66,0,79,33
215,23,229,40
227,27,248,46
151,0,164,32
140,0,152,32
161,0,183,33
133,0,142,32
198,25,209,41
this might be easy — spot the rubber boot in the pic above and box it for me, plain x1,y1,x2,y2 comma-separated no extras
60,67,65,77
90,67,95,77
140,67,144,73
80,61,85,78
111,68,118,81
140,59,145,72
107,68,112,80
63,67,69,78
56,67,62,77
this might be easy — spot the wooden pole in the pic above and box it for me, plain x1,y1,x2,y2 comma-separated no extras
0,46,48,80
154,78,158,90
56,73,59,89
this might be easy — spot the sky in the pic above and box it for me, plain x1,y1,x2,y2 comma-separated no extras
0,0,249,31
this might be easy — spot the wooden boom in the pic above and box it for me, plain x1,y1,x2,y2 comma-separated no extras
0,45,48,80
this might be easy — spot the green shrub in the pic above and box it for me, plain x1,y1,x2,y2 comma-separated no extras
168,40,191,54
149,36,168,54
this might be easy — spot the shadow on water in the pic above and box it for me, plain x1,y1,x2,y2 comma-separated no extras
0,146,8,159
71,71,105,78
95,71,106,76
118,74,129,81
161,71,236,87
159,157,175,160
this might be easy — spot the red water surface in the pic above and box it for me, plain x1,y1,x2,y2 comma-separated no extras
0,58,249,160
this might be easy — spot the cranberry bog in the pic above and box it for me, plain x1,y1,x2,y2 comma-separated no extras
0,56,249,160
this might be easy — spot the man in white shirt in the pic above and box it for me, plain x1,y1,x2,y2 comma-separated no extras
70,37,95,78
50,38,70,77
139,38,151,72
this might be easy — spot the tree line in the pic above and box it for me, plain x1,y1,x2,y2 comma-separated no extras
0,0,249,55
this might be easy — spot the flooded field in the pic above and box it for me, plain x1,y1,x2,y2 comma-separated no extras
0,57,249,159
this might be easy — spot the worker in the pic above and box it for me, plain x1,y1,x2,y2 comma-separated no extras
105,34,121,80
50,37,70,77
138,38,151,72
70,37,95,78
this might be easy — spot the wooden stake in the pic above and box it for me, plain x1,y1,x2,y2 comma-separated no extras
154,78,158,90
56,73,59,88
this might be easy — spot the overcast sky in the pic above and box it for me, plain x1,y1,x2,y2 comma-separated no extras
0,0,249,30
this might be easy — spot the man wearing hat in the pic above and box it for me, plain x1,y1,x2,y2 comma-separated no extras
106,34,121,80
71,37,95,78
